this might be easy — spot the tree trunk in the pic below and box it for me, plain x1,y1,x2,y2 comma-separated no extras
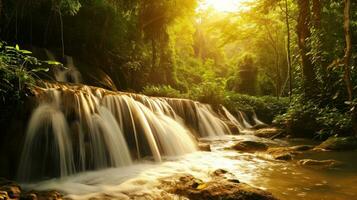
151,38,157,69
296,0,317,98
342,0,356,135
285,0,292,100
343,0,353,101
312,0,321,27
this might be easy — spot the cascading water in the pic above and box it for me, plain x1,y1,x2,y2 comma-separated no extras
18,83,262,182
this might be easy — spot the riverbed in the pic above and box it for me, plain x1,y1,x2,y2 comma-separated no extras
22,135,357,200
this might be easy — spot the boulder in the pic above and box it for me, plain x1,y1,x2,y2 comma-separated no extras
198,143,211,152
0,185,21,199
315,137,357,151
231,141,268,152
298,159,343,169
160,173,278,200
21,193,38,200
290,145,314,151
252,124,270,130
266,145,313,161
254,128,283,138
0,179,21,200
35,191,62,200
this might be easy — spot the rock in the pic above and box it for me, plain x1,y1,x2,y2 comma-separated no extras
210,169,239,183
0,179,21,200
231,141,268,152
21,193,38,200
160,173,278,200
198,143,211,152
266,145,313,161
0,185,21,199
0,191,9,200
315,137,357,151
298,159,343,169
36,191,62,200
274,153,293,161
254,128,283,138
252,124,270,130
290,145,314,151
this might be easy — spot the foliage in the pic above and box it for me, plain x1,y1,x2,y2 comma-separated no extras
0,42,54,104
225,92,289,123
142,85,184,98
274,96,352,139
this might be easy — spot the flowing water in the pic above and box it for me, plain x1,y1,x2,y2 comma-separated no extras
17,83,357,199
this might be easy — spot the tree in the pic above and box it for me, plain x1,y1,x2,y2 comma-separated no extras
296,0,317,98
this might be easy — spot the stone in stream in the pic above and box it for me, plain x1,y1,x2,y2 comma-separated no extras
0,191,9,200
159,172,279,200
298,159,343,169
266,145,314,161
0,178,63,200
231,141,268,152
0,179,21,200
254,128,283,138
315,137,357,151
198,143,211,152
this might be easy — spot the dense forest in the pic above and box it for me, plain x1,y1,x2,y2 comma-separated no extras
0,0,356,199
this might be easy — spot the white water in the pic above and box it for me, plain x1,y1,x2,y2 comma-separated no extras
19,83,262,184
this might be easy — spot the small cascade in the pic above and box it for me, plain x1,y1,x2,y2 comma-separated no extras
45,50,82,83
195,103,232,137
221,107,264,134
18,83,265,182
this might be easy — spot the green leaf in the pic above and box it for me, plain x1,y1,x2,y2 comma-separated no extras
15,44,20,51
19,49,32,54
45,60,62,65
31,68,49,72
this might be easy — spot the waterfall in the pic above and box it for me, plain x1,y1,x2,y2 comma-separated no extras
18,83,262,182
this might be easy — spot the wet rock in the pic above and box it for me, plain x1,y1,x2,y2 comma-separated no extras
290,145,314,151
210,169,239,183
21,192,38,200
0,191,9,200
0,179,21,199
36,191,62,200
298,159,343,169
0,185,21,199
274,153,293,161
252,124,270,130
160,173,278,200
254,128,283,138
267,145,314,161
231,141,268,152
198,143,211,152
315,137,357,151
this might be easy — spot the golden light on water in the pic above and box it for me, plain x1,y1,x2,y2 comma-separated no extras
199,0,253,12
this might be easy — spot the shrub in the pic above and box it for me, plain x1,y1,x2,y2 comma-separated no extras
0,42,57,104
224,92,289,123
274,96,353,139
142,85,184,98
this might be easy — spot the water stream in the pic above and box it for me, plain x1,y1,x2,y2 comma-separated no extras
17,83,357,199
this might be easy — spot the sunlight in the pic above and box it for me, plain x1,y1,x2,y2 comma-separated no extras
199,0,253,12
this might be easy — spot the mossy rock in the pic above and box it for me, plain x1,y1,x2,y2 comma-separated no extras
316,137,357,151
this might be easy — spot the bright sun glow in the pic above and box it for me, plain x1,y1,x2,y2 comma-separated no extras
200,0,252,12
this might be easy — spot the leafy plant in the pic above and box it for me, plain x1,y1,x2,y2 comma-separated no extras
0,42,55,104
142,85,184,98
